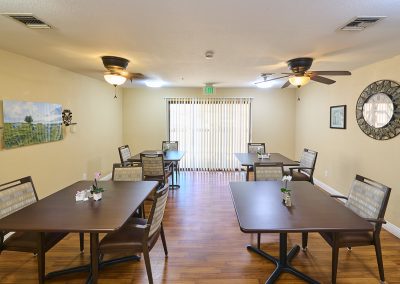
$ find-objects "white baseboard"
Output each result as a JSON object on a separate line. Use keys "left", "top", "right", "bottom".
{"left": 100, "top": 172, "right": 112, "bottom": 181}
{"left": 314, "top": 178, "right": 400, "bottom": 239}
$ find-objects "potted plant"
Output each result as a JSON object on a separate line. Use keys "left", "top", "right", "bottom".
{"left": 257, "top": 147, "right": 263, "bottom": 159}
{"left": 281, "top": 175, "right": 292, "bottom": 206}
{"left": 91, "top": 172, "right": 104, "bottom": 201}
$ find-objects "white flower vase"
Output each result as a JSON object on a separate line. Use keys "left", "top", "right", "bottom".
{"left": 285, "top": 194, "right": 292, "bottom": 207}
{"left": 93, "top": 192, "right": 102, "bottom": 201}
{"left": 282, "top": 192, "right": 287, "bottom": 202}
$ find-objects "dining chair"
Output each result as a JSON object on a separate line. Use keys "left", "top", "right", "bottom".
{"left": 254, "top": 162, "right": 284, "bottom": 181}
{"left": 253, "top": 162, "right": 283, "bottom": 249}
{"left": 112, "top": 163, "right": 142, "bottom": 181}
{"left": 161, "top": 141, "right": 178, "bottom": 151}
{"left": 0, "top": 176, "right": 83, "bottom": 280}
{"left": 317, "top": 175, "right": 390, "bottom": 283}
{"left": 162, "top": 140, "right": 180, "bottom": 173}
{"left": 288, "top": 148, "right": 318, "bottom": 184}
{"left": 248, "top": 142, "right": 266, "bottom": 154}
{"left": 99, "top": 184, "right": 169, "bottom": 284}
{"left": 140, "top": 153, "right": 172, "bottom": 188}
{"left": 112, "top": 163, "right": 145, "bottom": 218}
{"left": 118, "top": 145, "right": 134, "bottom": 166}
{"left": 246, "top": 143, "right": 266, "bottom": 178}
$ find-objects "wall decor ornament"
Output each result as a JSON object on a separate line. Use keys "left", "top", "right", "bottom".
{"left": 356, "top": 80, "right": 400, "bottom": 140}
{"left": 62, "top": 109, "right": 73, "bottom": 126}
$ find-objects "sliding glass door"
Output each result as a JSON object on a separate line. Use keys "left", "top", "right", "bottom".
{"left": 167, "top": 98, "right": 252, "bottom": 171}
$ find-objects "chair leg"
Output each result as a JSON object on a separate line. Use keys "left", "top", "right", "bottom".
{"left": 302, "top": 232, "right": 308, "bottom": 251}
{"left": 257, "top": 233, "right": 261, "bottom": 249}
{"left": 160, "top": 224, "right": 168, "bottom": 256}
{"left": 142, "top": 244, "right": 153, "bottom": 284}
{"left": 332, "top": 245, "right": 339, "bottom": 284}
{"left": 79, "top": 233, "right": 84, "bottom": 253}
{"left": 141, "top": 203, "right": 146, "bottom": 219}
{"left": 374, "top": 237, "right": 385, "bottom": 282}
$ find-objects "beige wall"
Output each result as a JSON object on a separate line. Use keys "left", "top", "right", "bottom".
{"left": 296, "top": 55, "right": 400, "bottom": 227}
{"left": 122, "top": 87, "right": 297, "bottom": 159}
{"left": 3, "top": 45, "right": 398, "bottom": 229}
{"left": 0, "top": 49, "right": 123, "bottom": 198}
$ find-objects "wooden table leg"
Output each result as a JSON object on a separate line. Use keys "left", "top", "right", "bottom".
{"left": 246, "top": 166, "right": 250, "bottom": 181}
{"left": 37, "top": 232, "right": 45, "bottom": 284}
{"left": 89, "top": 233, "right": 99, "bottom": 284}
{"left": 169, "top": 162, "right": 180, "bottom": 189}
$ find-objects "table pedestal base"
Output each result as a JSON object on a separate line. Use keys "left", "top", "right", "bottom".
{"left": 169, "top": 163, "right": 180, "bottom": 189}
{"left": 247, "top": 233, "right": 319, "bottom": 284}
{"left": 45, "top": 255, "right": 140, "bottom": 282}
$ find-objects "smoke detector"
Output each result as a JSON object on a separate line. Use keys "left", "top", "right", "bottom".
{"left": 205, "top": 50, "right": 214, "bottom": 59}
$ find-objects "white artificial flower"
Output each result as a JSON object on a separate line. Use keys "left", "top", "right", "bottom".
{"left": 282, "top": 175, "right": 293, "bottom": 182}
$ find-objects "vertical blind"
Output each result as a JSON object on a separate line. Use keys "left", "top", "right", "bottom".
{"left": 167, "top": 98, "right": 252, "bottom": 171}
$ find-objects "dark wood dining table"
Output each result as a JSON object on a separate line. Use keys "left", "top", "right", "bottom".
{"left": 229, "top": 181, "right": 373, "bottom": 284}
{"left": 0, "top": 180, "right": 158, "bottom": 284}
{"left": 234, "top": 152, "right": 299, "bottom": 180}
{"left": 129, "top": 150, "right": 185, "bottom": 189}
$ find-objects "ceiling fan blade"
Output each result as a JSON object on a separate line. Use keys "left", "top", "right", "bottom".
{"left": 254, "top": 75, "right": 289, "bottom": 84}
{"left": 309, "top": 71, "right": 351, "bottom": 76}
{"left": 311, "top": 75, "right": 336, "bottom": 85}
{"left": 281, "top": 80, "right": 291, "bottom": 88}
{"left": 265, "top": 75, "right": 289, "bottom": 82}
{"left": 123, "top": 72, "right": 147, "bottom": 81}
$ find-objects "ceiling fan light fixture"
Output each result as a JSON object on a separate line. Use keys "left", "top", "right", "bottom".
{"left": 104, "top": 72, "right": 127, "bottom": 86}
{"left": 289, "top": 76, "right": 310, "bottom": 87}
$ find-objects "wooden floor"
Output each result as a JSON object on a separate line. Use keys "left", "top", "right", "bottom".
{"left": 0, "top": 171, "right": 399, "bottom": 283}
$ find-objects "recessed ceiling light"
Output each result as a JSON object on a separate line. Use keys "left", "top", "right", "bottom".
{"left": 256, "top": 81, "right": 273, "bottom": 88}
{"left": 145, "top": 80, "right": 163, "bottom": 88}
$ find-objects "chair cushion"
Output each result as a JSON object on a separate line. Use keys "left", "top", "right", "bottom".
{"left": 320, "top": 231, "right": 374, "bottom": 247}
{"left": 291, "top": 171, "right": 310, "bottom": 182}
{"left": 99, "top": 218, "right": 160, "bottom": 254}
{"left": 3, "top": 232, "right": 68, "bottom": 253}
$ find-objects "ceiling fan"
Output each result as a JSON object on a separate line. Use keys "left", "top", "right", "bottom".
{"left": 101, "top": 55, "right": 147, "bottom": 86}
{"left": 255, "top": 57, "right": 351, "bottom": 88}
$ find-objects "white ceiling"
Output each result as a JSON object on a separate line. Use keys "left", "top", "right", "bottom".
{"left": 0, "top": 0, "right": 399, "bottom": 88}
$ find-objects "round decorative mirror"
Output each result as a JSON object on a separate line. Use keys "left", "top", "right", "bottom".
{"left": 356, "top": 80, "right": 400, "bottom": 140}
{"left": 362, "top": 93, "right": 394, "bottom": 128}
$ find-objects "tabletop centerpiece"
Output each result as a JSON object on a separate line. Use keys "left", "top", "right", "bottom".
{"left": 281, "top": 175, "right": 292, "bottom": 207}
{"left": 257, "top": 147, "right": 270, "bottom": 159}
{"left": 91, "top": 172, "right": 104, "bottom": 201}
{"left": 257, "top": 147, "right": 263, "bottom": 159}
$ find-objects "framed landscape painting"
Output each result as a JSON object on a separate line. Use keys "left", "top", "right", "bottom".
{"left": 2, "top": 100, "right": 63, "bottom": 149}
{"left": 330, "top": 105, "right": 346, "bottom": 129}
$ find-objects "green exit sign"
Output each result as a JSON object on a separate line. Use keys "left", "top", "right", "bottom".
{"left": 203, "top": 85, "right": 215, "bottom": 95}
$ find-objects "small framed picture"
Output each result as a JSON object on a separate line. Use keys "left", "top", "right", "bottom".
{"left": 330, "top": 105, "right": 346, "bottom": 129}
